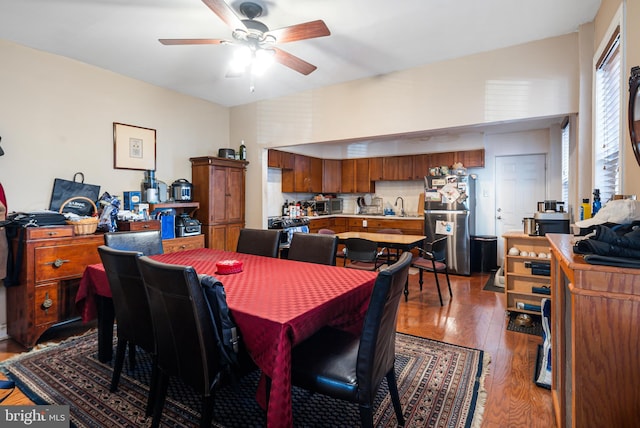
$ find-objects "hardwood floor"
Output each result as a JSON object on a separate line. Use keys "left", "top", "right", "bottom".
{"left": 0, "top": 271, "right": 555, "bottom": 427}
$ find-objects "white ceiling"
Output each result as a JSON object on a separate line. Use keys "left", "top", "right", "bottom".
{"left": 0, "top": 0, "right": 600, "bottom": 108}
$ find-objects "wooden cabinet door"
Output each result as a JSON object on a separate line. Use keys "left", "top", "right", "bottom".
{"left": 412, "top": 154, "right": 430, "bottom": 180}
{"left": 212, "top": 166, "right": 229, "bottom": 223}
{"left": 268, "top": 149, "right": 295, "bottom": 169}
{"left": 341, "top": 159, "right": 356, "bottom": 193}
{"left": 369, "top": 157, "right": 384, "bottom": 181}
{"left": 454, "top": 149, "right": 485, "bottom": 168}
{"left": 430, "top": 152, "right": 455, "bottom": 169}
{"left": 354, "top": 158, "right": 372, "bottom": 192}
{"left": 293, "top": 154, "right": 311, "bottom": 192}
{"left": 322, "top": 159, "right": 342, "bottom": 193}
{"left": 226, "top": 166, "right": 245, "bottom": 223}
{"left": 309, "top": 156, "right": 323, "bottom": 193}
{"left": 383, "top": 156, "right": 413, "bottom": 180}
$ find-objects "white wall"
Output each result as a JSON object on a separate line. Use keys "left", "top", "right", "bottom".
{"left": 0, "top": 39, "right": 230, "bottom": 340}
{"left": 231, "top": 34, "right": 580, "bottom": 229}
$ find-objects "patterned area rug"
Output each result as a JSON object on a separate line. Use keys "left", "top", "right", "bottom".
{"left": 1, "top": 330, "right": 489, "bottom": 427}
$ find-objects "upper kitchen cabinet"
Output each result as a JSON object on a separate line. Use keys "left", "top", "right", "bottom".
{"left": 267, "top": 149, "right": 295, "bottom": 169}
{"left": 282, "top": 154, "right": 323, "bottom": 193}
{"left": 383, "top": 156, "right": 414, "bottom": 180}
{"left": 430, "top": 151, "right": 456, "bottom": 169}
{"left": 322, "top": 159, "right": 342, "bottom": 193}
{"left": 412, "top": 154, "right": 430, "bottom": 180}
{"left": 342, "top": 158, "right": 375, "bottom": 193}
{"left": 369, "top": 157, "right": 383, "bottom": 181}
{"left": 454, "top": 149, "right": 485, "bottom": 168}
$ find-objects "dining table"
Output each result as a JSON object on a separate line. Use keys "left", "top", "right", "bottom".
{"left": 75, "top": 247, "right": 378, "bottom": 428}
{"left": 335, "top": 230, "right": 426, "bottom": 251}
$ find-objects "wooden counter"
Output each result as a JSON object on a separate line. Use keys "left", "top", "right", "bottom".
{"left": 548, "top": 233, "right": 640, "bottom": 427}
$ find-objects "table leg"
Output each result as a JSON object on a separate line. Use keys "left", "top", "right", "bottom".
{"left": 96, "top": 296, "right": 115, "bottom": 363}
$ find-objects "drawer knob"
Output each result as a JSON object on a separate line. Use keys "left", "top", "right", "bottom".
{"left": 47, "top": 231, "right": 58, "bottom": 236}
{"left": 45, "top": 259, "right": 70, "bottom": 268}
{"left": 42, "top": 292, "right": 53, "bottom": 313}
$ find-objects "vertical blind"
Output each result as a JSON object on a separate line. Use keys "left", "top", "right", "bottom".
{"left": 594, "top": 30, "right": 621, "bottom": 203}
{"left": 561, "top": 120, "right": 569, "bottom": 206}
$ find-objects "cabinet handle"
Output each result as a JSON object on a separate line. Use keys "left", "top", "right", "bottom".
{"left": 47, "top": 231, "right": 59, "bottom": 236}
{"left": 143, "top": 224, "right": 150, "bottom": 228}
{"left": 42, "top": 292, "right": 53, "bottom": 313}
{"left": 45, "top": 259, "right": 70, "bottom": 268}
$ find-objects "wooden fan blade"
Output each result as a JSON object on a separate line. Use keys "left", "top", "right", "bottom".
{"left": 273, "top": 47, "right": 317, "bottom": 75}
{"left": 201, "top": 0, "right": 245, "bottom": 30}
{"left": 267, "top": 20, "right": 330, "bottom": 44}
{"left": 159, "top": 38, "right": 226, "bottom": 45}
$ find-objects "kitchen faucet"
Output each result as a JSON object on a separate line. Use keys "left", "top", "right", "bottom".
{"left": 395, "top": 197, "right": 405, "bottom": 217}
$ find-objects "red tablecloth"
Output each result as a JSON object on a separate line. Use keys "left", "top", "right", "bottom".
{"left": 76, "top": 248, "right": 377, "bottom": 428}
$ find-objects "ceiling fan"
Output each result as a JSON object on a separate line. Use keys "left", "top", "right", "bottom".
{"left": 159, "top": 0, "right": 330, "bottom": 76}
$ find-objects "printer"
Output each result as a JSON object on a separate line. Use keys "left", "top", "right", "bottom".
{"left": 175, "top": 213, "right": 202, "bottom": 237}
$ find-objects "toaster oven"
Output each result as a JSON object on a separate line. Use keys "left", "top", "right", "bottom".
{"left": 314, "top": 198, "right": 343, "bottom": 215}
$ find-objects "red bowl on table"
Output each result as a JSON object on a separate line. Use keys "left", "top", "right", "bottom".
{"left": 216, "top": 259, "right": 243, "bottom": 275}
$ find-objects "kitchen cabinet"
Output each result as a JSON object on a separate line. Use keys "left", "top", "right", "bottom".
{"left": 190, "top": 156, "right": 247, "bottom": 251}
{"left": 345, "top": 217, "right": 424, "bottom": 235}
{"left": 267, "top": 149, "right": 294, "bottom": 169}
{"left": 383, "top": 156, "right": 414, "bottom": 181}
{"left": 162, "top": 234, "right": 205, "bottom": 253}
{"left": 429, "top": 152, "right": 455, "bottom": 169}
{"left": 282, "top": 154, "right": 323, "bottom": 193}
{"left": 369, "top": 157, "right": 384, "bottom": 181}
{"left": 412, "top": 154, "right": 430, "bottom": 180}
{"left": 342, "top": 158, "right": 375, "bottom": 193}
{"left": 454, "top": 149, "right": 485, "bottom": 168}
{"left": 502, "top": 232, "right": 551, "bottom": 315}
{"left": 322, "top": 159, "right": 342, "bottom": 193}
{"left": 7, "top": 226, "right": 104, "bottom": 348}
{"left": 548, "top": 233, "right": 640, "bottom": 428}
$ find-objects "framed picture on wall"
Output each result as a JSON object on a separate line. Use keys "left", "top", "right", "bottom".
{"left": 113, "top": 122, "right": 156, "bottom": 170}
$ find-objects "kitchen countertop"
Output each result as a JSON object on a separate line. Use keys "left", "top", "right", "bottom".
{"left": 308, "top": 214, "right": 424, "bottom": 220}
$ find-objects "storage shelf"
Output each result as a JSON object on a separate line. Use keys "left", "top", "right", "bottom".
{"left": 506, "top": 306, "right": 541, "bottom": 315}
{"left": 149, "top": 202, "right": 199, "bottom": 211}
{"left": 507, "top": 289, "right": 550, "bottom": 299}
{"left": 507, "top": 272, "right": 551, "bottom": 281}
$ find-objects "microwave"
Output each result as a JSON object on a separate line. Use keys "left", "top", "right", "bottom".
{"left": 314, "top": 198, "right": 343, "bottom": 215}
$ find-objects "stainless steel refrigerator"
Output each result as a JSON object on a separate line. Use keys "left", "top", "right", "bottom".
{"left": 423, "top": 174, "right": 476, "bottom": 275}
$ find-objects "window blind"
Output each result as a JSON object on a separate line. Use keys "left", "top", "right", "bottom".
{"left": 594, "top": 30, "right": 621, "bottom": 203}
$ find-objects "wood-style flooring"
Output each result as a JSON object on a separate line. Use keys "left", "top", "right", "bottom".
{"left": 0, "top": 271, "right": 555, "bottom": 427}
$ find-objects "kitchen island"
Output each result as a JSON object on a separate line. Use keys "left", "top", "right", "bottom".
{"left": 307, "top": 214, "right": 423, "bottom": 235}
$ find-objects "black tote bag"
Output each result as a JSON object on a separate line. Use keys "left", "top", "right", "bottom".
{"left": 49, "top": 172, "right": 100, "bottom": 216}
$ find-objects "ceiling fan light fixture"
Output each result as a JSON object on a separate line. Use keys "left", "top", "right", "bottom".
{"left": 252, "top": 48, "right": 275, "bottom": 76}
{"left": 230, "top": 45, "right": 252, "bottom": 73}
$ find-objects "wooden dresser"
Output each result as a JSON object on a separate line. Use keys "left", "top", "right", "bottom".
{"left": 7, "top": 226, "right": 103, "bottom": 348}
{"left": 548, "top": 233, "right": 640, "bottom": 427}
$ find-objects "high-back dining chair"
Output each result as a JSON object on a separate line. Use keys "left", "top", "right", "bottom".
{"left": 343, "top": 237, "right": 385, "bottom": 271}
{"left": 287, "top": 251, "right": 413, "bottom": 427}
{"left": 104, "top": 230, "right": 164, "bottom": 256}
{"left": 376, "top": 228, "right": 403, "bottom": 264}
{"left": 136, "top": 256, "right": 226, "bottom": 428}
{"left": 410, "top": 235, "right": 452, "bottom": 305}
{"left": 236, "top": 228, "right": 281, "bottom": 258}
{"left": 97, "top": 245, "right": 157, "bottom": 417}
{"left": 287, "top": 233, "right": 339, "bottom": 266}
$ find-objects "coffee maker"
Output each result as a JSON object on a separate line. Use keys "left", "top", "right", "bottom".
{"left": 534, "top": 200, "right": 570, "bottom": 235}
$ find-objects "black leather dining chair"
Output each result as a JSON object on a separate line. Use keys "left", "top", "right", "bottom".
{"left": 410, "top": 235, "right": 452, "bottom": 305}
{"left": 136, "top": 256, "right": 227, "bottom": 428}
{"left": 236, "top": 228, "right": 281, "bottom": 258}
{"left": 97, "top": 245, "right": 157, "bottom": 417}
{"left": 287, "top": 232, "right": 339, "bottom": 265}
{"left": 343, "top": 237, "right": 386, "bottom": 271}
{"left": 286, "top": 251, "right": 412, "bottom": 427}
{"left": 104, "top": 230, "right": 164, "bottom": 256}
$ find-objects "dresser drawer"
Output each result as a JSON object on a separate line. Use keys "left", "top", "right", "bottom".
{"left": 162, "top": 235, "right": 205, "bottom": 253}
{"left": 34, "top": 282, "right": 58, "bottom": 326}
{"left": 26, "top": 226, "right": 74, "bottom": 240}
{"left": 35, "top": 242, "right": 102, "bottom": 282}
{"left": 116, "top": 220, "right": 161, "bottom": 231}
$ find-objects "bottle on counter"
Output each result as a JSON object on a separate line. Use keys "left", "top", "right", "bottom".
{"left": 592, "top": 189, "right": 601, "bottom": 216}
{"left": 282, "top": 199, "right": 289, "bottom": 217}
{"left": 580, "top": 198, "right": 591, "bottom": 220}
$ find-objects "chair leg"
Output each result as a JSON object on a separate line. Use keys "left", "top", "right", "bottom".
{"left": 418, "top": 270, "right": 423, "bottom": 291}
{"left": 110, "top": 338, "right": 127, "bottom": 392}
{"left": 445, "top": 269, "right": 453, "bottom": 299}
{"left": 200, "top": 394, "right": 215, "bottom": 428}
{"left": 434, "top": 273, "right": 444, "bottom": 306}
{"left": 150, "top": 372, "right": 169, "bottom": 428}
{"left": 404, "top": 277, "right": 409, "bottom": 302}
{"left": 145, "top": 356, "right": 159, "bottom": 417}
{"left": 386, "top": 369, "right": 405, "bottom": 426}
{"left": 358, "top": 403, "right": 374, "bottom": 428}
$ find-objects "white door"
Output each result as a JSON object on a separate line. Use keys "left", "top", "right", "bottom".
{"left": 495, "top": 154, "right": 547, "bottom": 266}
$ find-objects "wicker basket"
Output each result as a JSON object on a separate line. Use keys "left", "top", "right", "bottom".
{"left": 60, "top": 196, "right": 99, "bottom": 235}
